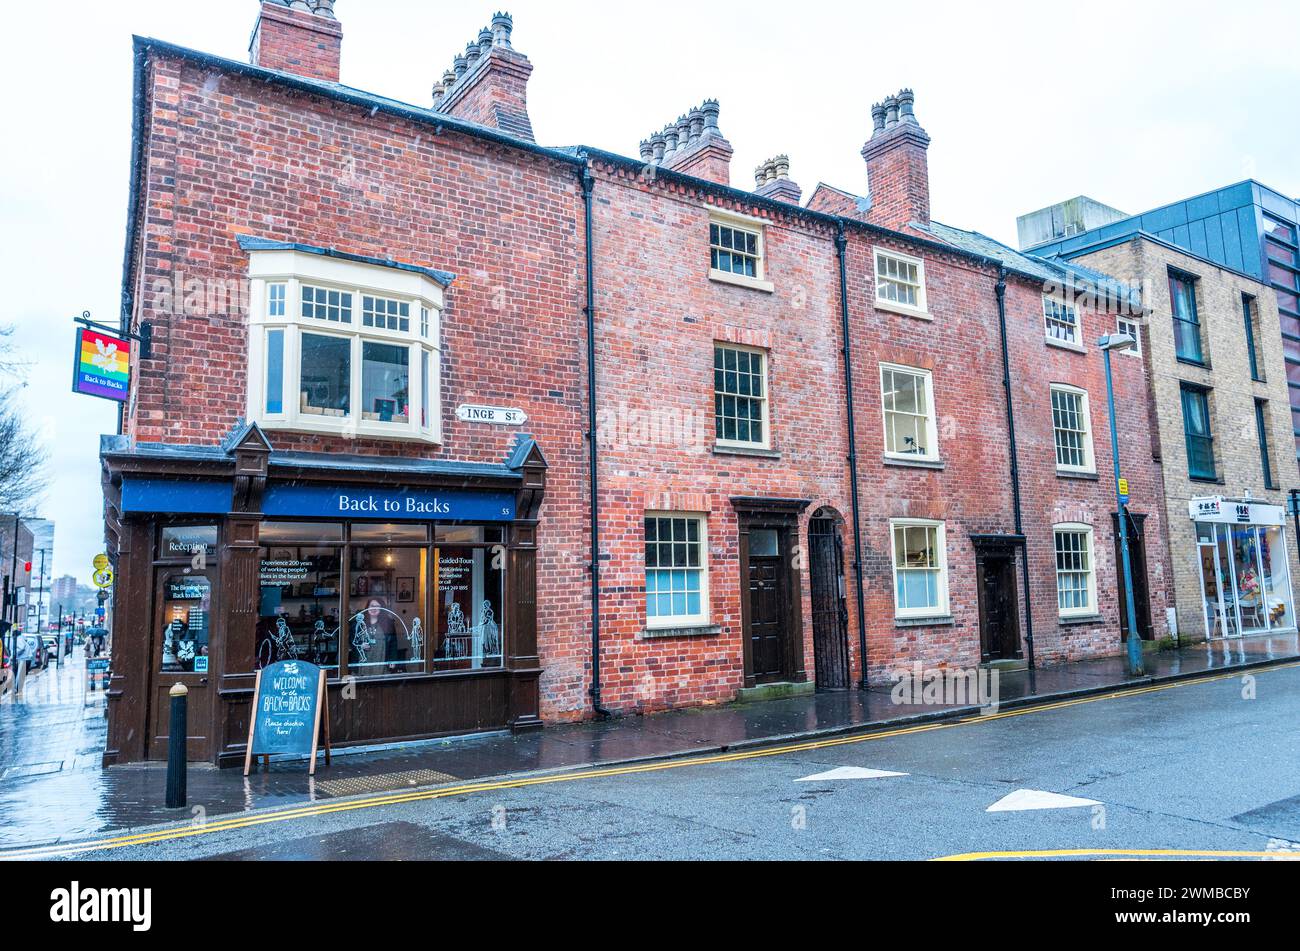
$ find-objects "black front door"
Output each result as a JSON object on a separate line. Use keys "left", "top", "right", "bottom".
{"left": 749, "top": 556, "right": 785, "bottom": 684}
{"left": 1113, "top": 511, "right": 1154, "bottom": 641}
{"left": 808, "top": 514, "right": 850, "bottom": 690}
{"left": 976, "top": 549, "right": 1020, "bottom": 662}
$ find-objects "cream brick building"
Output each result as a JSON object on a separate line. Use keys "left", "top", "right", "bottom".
{"left": 1073, "top": 236, "right": 1300, "bottom": 643}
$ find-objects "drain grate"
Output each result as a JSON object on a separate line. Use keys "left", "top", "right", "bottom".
{"left": 316, "top": 769, "right": 459, "bottom": 798}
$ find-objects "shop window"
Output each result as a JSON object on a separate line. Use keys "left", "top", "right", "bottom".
{"left": 160, "top": 574, "right": 212, "bottom": 673}
{"left": 645, "top": 514, "right": 708, "bottom": 627}
{"left": 256, "top": 520, "right": 507, "bottom": 678}
{"left": 881, "top": 364, "right": 938, "bottom": 461}
{"left": 890, "top": 519, "right": 948, "bottom": 618}
{"left": 258, "top": 545, "right": 344, "bottom": 672}
{"left": 347, "top": 546, "right": 429, "bottom": 678}
{"left": 431, "top": 546, "right": 505, "bottom": 671}
{"left": 1051, "top": 385, "right": 1095, "bottom": 474}
{"left": 714, "top": 344, "right": 768, "bottom": 448}
{"left": 1054, "top": 525, "right": 1096, "bottom": 618}
{"left": 1200, "top": 522, "right": 1297, "bottom": 637}
{"left": 247, "top": 249, "right": 443, "bottom": 442}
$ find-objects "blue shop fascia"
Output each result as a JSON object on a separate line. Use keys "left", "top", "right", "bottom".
{"left": 99, "top": 420, "right": 547, "bottom": 767}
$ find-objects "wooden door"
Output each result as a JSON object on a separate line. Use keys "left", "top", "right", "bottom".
{"left": 748, "top": 551, "right": 786, "bottom": 685}
{"left": 978, "top": 553, "right": 1020, "bottom": 662}
{"left": 1113, "top": 512, "right": 1154, "bottom": 641}
{"left": 149, "top": 567, "right": 216, "bottom": 761}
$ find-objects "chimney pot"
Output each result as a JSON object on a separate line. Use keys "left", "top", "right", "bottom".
{"left": 288, "top": 0, "right": 312, "bottom": 10}
{"left": 465, "top": 42, "right": 481, "bottom": 66}
{"left": 701, "top": 99, "right": 721, "bottom": 136}
{"left": 871, "top": 102, "right": 887, "bottom": 137}
{"left": 884, "top": 96, "right": 899, "bottom": 128}
{"left": 662, "top": 125, "right": 679, "bottom": 156}
{"left": 311, "top": 0, "right": 336, "bottom": 17}
{"left": 453, "top": 54, "right": 468, "bottom": 78}
{"left": 491, "top": 12, "right": 513, "bottom": 47}
{"left": 898, "top": 88, "right": 917, "bottom": 124}
{"left": 640, "top": 140, "right": 654, "bottom": 163}
{"left": 650, "top": 132, "right": 666, "bottom": 164}
{"left": 478, "top": 28, "right": 494, "bottom": 55}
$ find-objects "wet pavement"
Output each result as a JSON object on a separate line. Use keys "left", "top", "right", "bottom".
{"left": 1, "top": 632, "right": 1296, "bottom": 852}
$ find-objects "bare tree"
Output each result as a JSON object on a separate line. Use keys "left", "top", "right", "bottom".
{"left": 0, "top": 326, "right": 45, "bottom": 514}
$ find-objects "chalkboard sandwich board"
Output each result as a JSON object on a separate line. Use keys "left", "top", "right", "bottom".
{"left": 244, "top": 660, "right": 331, "bottom": 776}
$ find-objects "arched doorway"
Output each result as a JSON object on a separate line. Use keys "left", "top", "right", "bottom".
{"left": 808, "top": 508, "right": 850, "bottom": 691}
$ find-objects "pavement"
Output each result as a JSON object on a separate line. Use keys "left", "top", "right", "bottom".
{"left": 2, "top": 632, "right": 1298, "bottom": 857}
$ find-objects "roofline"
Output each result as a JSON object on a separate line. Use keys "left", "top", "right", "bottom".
{"left": 236, "top": 235, "right": 456, "bottom": 287}
{"left": 122, "top": 34, "right": 1111, "bottom": 327}
{"left": 1055, "top": 230, "right": 1270, "bottom": 286}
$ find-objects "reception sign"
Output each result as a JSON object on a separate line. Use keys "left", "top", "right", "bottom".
{"left": 72, "top": 328, "right": 131, "bottom": 402}
{"left": 244, "top": 660, "right": 331, "bottom": 775}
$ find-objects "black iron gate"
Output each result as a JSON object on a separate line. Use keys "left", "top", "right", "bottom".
{"left": 808, "top": 513, "right": 850, "bottom": 691}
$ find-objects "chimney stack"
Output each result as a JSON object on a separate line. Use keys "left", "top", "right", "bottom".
{"left": 250, "top": 0, "right": 343, "bottom": 83}
{"left": 638, "top": 100, "right": 733, "bottom": 185}
{"left": 432, "top": 13, "right": 536, "bottom": 142}
{"left": 753, "top": 155, "right": 802, "bottom": 205}
{"left": 861, "top": 87, "right": 931, "bottom": 229}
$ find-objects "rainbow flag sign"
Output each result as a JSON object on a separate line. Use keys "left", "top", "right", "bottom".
{"left": 73, "top": 328, "right": 131, "bottom": 402}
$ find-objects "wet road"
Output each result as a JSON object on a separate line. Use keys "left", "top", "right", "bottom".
{"left": 35, "top": 660, "right": 1300, "bottom": 861}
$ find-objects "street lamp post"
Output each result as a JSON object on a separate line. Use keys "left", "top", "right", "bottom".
{"left": 1100, "top": 332, "right": 1143, "bottom": 677}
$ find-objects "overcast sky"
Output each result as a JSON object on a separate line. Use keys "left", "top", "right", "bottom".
{"left": 2, "top": 0, "right": 1298, "bottom": 582}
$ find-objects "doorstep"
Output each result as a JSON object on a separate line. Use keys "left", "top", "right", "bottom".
{"left": 735, "top": 681, "right": 816, "bottom": 703}
{"left": 980, "top": 658, "right": 1028, "bottom": 672}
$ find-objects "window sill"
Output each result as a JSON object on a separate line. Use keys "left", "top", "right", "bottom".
{"left": 875, "top": 300, "right": 933, "bottom": 321}
{"left": 895, "top": 615, "right": 955, "bottom": 628}
{"left": 883, "top": 455, "right": 945, "bottom": 471}
{"left": 714, "top": 444, "right": 781, "bottom": 459}
{"left": 257, "top": 417, "right": 442, "bottom": 445}
{"left": 708, "top": 269, "right": 774, "bottom": 294}
{"left": 1045, "top": 336, "right": 1086, "bottom": 354}
{"left": 1176, "top": 357, "right": 1211, "bottom": 370}
{"left": 1056, "top": 468, "right": 1099, "bottom": 481}
{"left": 1189, "top": 475, "right": 1224, "bottom": 486}
{"left": 1058, "top": 613, "right": 1103, "bottom": 627}
{"left": 641, "top": 624, "right": 722, "bottom": 640}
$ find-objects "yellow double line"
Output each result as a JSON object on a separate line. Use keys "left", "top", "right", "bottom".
{"left": 5, "top": 660, "right": 1292, "bottom": 860}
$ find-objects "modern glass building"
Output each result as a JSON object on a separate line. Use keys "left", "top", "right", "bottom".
{"left": 1024, "top": 181, "right": 1300, "bottom": 459}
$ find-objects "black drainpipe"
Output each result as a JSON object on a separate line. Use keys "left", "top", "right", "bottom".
{"left": 994, "top": 266, "right": 1036, "bottom": 671}
{"left": 579, "top": 155, "right": 612, "bottom": 719}
{"left": 835, "top": 223, "right": 870, "bottom": 688}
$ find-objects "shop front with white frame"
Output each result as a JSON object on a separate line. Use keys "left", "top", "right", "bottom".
{"left": 1190, "top": 497, "right": 1297, "bottom": 639}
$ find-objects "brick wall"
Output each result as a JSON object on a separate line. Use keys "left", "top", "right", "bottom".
{"left": 1076, "top": 238, "right": 1299, "bottom": 643}
{"left": 128, "top": 53, "right": 593, "bottom": 721}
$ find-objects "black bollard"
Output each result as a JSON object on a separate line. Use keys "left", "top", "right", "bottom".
{"left": 165, "top": 683, "right": 188, "bottom": 809}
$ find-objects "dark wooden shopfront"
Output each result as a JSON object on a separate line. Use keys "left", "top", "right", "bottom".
{"left": 100, "top": 423, "right": 548, "bottom": 768}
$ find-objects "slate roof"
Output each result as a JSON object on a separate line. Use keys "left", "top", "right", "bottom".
{"left": 921, "top": 220, "right": 1141, "bottom": 309}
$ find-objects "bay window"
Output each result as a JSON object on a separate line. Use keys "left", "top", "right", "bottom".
{"left": 247, "top": 246, "right": 444, "bottom": 442}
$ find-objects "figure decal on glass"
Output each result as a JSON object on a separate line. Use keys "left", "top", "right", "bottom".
{"left": 352, "top": 610, "right": 375, "bottom": 664}
{"left": 479, "top": 601, "right": 500, "bottom": 657}
{"left": 444, "top": 601, "right": 469, "bottom": 659}
{"left": 161, "top": 619, "right": 185, "bottom": 672}
{"left": 408, "top": 617, "right": 423, "bottom": 662}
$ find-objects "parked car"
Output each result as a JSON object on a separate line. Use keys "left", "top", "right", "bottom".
{"left": 41, "top": 635, "right": 61, "bottom": 664}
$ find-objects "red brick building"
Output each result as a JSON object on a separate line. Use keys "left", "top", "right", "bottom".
{"left": 100, "top": 2, "right": 1170, "bottom": 765}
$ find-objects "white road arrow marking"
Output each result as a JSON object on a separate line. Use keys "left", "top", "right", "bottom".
{"left": 796, "top": 767, "right": 909, "bottom": 782}
{"left": 987, "top": 789, "right": 1101, "bottom": 812}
